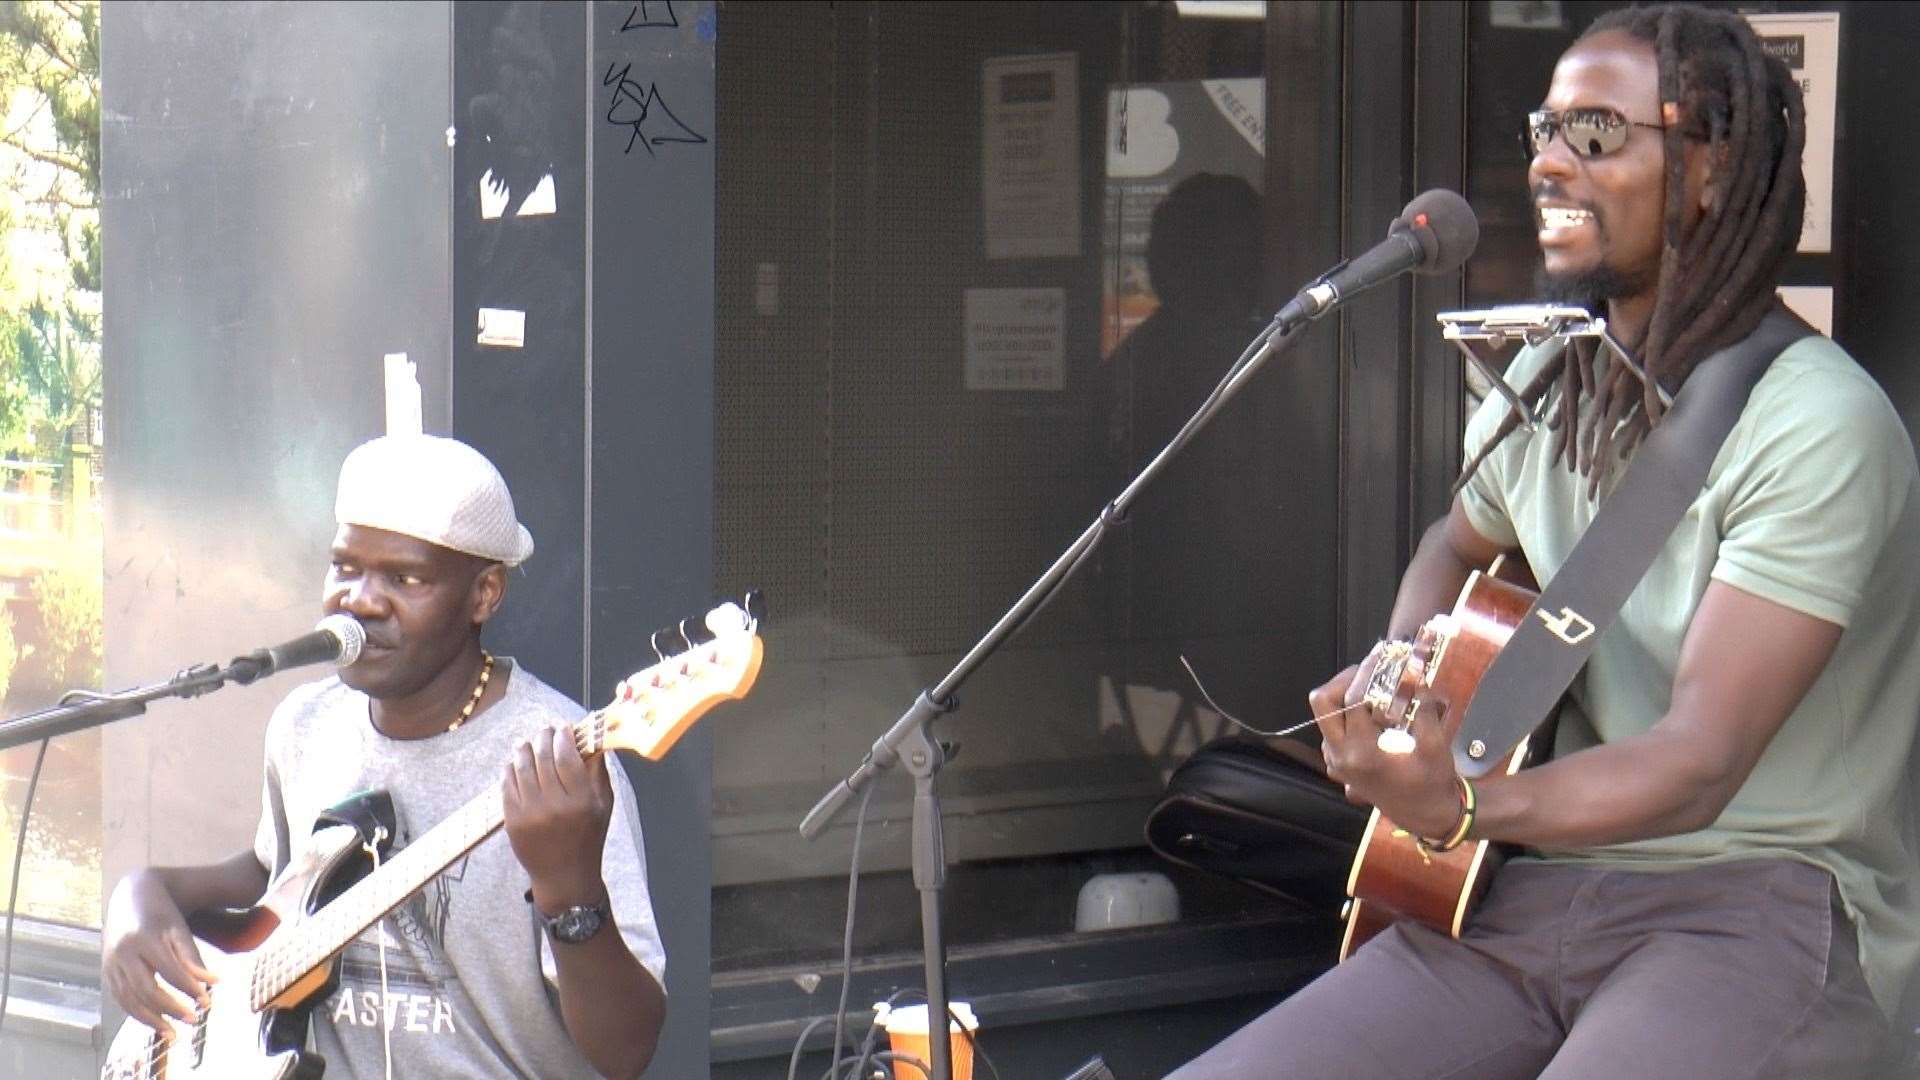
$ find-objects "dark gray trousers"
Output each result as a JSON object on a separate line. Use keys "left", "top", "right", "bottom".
{"left": 1168, "top": 858, "right": 1900, "bottom": 1079}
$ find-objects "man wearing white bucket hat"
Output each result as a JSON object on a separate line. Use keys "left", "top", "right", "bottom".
{"left": 102, "top": 434, "right": 667, "bottom": 1079}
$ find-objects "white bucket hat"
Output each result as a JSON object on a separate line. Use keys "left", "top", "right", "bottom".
{"left": 334, "top": 434, "right": 536, "bottom": 567}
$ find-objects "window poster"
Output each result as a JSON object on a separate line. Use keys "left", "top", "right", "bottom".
{"left": 982, "top": 52, "right": 1081, "bottom": 260}
{"left": 1101, "top": 79, "right": 1264, "bottom": 357}
{"left": 964, "top": 287, "right": 1066, "bottom": 391}
{"left": 1745, "top": 12, "right": 1839, "bottom": 254}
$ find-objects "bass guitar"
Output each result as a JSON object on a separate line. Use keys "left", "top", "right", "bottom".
{"left": 102, "top": 602, "right": 764, "bottom": 1079}
{"left": 1339, "top": 562, "right": 1540, "bottom": 961}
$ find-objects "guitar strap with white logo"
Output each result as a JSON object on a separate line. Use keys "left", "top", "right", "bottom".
{"left": 1451, "top": 305, "right": 1811, "bottom": 777}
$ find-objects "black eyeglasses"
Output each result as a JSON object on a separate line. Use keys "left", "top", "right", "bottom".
{"left": 1523, "top": 107, "right": 1667, "bottom": 160}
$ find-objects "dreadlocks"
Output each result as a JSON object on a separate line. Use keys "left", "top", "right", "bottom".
{"left": 1457, "top": 3, "right": 1806, "bottom": 498}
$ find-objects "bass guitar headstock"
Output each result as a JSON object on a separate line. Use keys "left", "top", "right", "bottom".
{"left": 581, "top": 596, "right": 765, "bottom": 762}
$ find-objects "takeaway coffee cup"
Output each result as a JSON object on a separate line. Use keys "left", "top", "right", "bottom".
{"left": 872, "top": 1001, "right": 979, "bottom": 1080}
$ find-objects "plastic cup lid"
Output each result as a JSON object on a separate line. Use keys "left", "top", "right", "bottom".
{"left": 871, "top": 1001, "right": 979, "bottom": 1034}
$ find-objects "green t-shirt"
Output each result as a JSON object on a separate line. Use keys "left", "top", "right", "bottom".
{"left": 1459, "top": 333, "right": 1920, "bottom": 1020}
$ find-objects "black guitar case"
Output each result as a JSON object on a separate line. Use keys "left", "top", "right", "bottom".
{"left": 1143, "top": 738, "right": 1369, "bottom": 914}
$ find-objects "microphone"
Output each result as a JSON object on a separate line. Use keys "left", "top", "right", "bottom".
{"left": 226, "top": 614, "right": 367, "bottom": 685}
{"left": 1274, "top": 188, "right": 1479, "bottom": 330}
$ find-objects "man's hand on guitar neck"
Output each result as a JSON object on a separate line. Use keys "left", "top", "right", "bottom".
{"left": 1312, "top": 656, "right": 1465, "bottom": 843}
{"left": 504, "top": 724, "right": 616, "bottom": 910}
{"left": 502, "top": 723, "right": 666, "bottom": 1080}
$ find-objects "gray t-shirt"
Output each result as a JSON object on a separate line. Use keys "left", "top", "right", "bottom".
{"left": 253, "top": 659, "right": 666, "bottom": 1079}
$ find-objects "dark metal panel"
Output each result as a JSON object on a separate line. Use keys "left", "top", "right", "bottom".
{"left": 1264, "top": 1, "right": 1348, "bottom": 679}
{"left": 99, "top": 0, "right": 452, "bottom": 887}
{"left": 451, "top": 0, "right": 590, "bottom": 701}
{"left": 589, "top": 2, "right": 718, "bottom": 1077}
{"left": 1409, "top": 2, "right": 1471, "bottom": 535}
{"left": 1837, "top": 0, "right": 1920, "bottom": 444}
{"left": 1335, "top": 0, "right": 1414, "bottom": 660}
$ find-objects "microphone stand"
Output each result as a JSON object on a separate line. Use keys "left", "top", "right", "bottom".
{"left": 0, "top": 655, "right": 273, "bottom": 751}
{"left": 799, "top": 306, "right": 1318, "bottom": 1080}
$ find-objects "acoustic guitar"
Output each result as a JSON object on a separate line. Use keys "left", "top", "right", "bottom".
{"left": 1339, "top": 563, "right": 1540, "bottom": 961}
{"left": 102, "top": 603, "right": 764, "bottom": 1080}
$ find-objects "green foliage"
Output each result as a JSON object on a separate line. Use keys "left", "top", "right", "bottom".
{"left": 0, "top": 1, "right": 99, "bottom": 480}
{"left": 30, "top": 552, "right": 98, "bottom": 687}
{"left": 0, "top": 296, "right": 95, "bottom": 460}
{"left": 0, "top": 602, "right": 17, "bottom": 704}
{"left": 0, "top": 0, "right": 99, "bottom": 291}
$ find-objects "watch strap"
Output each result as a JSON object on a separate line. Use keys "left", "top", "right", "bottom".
{"left": 525, "top": 888, "right": 610, "bottom": 943}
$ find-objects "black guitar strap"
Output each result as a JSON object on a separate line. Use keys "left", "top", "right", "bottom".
{"left": 1452, "top": 306, "right": 1812, "bottom": 777}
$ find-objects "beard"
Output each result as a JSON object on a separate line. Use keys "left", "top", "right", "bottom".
{"left": 1528, "top": 181, "right": 1661, "bottom": 310}
{"left": 1534, "top": 259, "right": 1659, "bottom": 310}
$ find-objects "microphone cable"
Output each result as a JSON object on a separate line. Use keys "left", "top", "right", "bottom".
{"left": 0, "top": 734, "right": 50, "bottom": 1046}
{"left": 783, "top": 285, "right": 1341, "bottom": 1079}
{"left": 787, "top": 781, "right": 1001, "bottom": 1080}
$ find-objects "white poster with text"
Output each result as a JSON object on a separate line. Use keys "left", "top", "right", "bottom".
{"left": 982, "top": 53, "right": 1081, "bottom": 259}
{"left": 1746, "top": 12, "right": 1838, "bottom": 253}
{"left": 964, "top": 288, "right": 1066, "bottom": 391}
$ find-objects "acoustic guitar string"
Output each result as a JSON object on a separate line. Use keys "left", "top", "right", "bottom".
{"left": 1177, "top": 655, "right": 1367, "bottom": 739}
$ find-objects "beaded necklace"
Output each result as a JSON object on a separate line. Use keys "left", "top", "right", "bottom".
{"left": 444, "top": 651, "right": 495, "bottom": 733}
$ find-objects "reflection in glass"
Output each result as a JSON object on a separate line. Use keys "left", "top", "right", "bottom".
{"left": 0, "top": 0, "right": 104, "bottom": 930}
{"left": 711, "top": 1, "right": 1282, "bottom": 987}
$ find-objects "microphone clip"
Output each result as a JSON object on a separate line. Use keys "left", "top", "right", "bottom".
{"left": 224, "top": 651, "right": 274, "bottom": 686}
{"left": 169, "top": 662, "right": 229, "bottom": 697}
{"left": 1298, "top": 258, "right": 1350, "bottom": 319}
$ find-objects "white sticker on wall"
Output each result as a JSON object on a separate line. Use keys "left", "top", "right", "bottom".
{"left": 384, "top": 352, "right": 422, "bottom": 436}
{"left": 755, "top": 262, "right": 780, "bottom": 316}
{"left": 480, "top": 169, "right": 557, "bottom": 221}
{"left": 517, "top": 174, "right": 557, "bottom": 217}
{"left": 480, "top": 169, "right": 510, "bottom": 220}
{"left": 477, "top": 307, "right": 527, "bottom": 348}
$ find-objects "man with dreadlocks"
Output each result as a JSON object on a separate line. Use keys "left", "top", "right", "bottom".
{"left": 1171, "top": 5, "right": 1919, "bottom": 1078}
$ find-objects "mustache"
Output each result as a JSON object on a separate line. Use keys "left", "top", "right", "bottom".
{"left": 1530, "top": 182, "right": 1602, "bottom": 227}
{"left": 351, "top": 622, "right": 400, "bottom": 650}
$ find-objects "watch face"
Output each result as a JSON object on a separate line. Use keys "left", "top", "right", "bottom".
{"left": 549, "top": 904, "right": 606, "bottom": 944}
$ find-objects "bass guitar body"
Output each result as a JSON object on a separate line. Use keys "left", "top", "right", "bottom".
{"left": 102, "top": 796, "right": 390, "bottom": 1080}
{"left": 1339, "top": 565, "right": 1539, "bottom": 961}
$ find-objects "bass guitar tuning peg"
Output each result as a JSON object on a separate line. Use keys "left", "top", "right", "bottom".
{"left": 700, "top": 589, "right": 765, "bottom": 639}
{"left": 679, "top": 615, "right": 713, "bottom": 648}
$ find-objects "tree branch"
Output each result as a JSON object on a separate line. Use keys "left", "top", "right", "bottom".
{"left": 0, "top": 138, "right": 84, "bottom": 178}
{"left": 30, "top": 191, "right": 94, "bottom": 212}
{"left": 10, "top": 13, "right": 85, "bottom": 77}
{"left": 0, "top": 98, "right": 48, "bottom": 145}
{"left": 48, "top": 1, "right": 89, "bottom": 28}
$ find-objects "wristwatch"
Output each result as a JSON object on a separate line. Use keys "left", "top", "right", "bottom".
{"left": 531, "top": 893, "right": 610, "bottom": 945}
